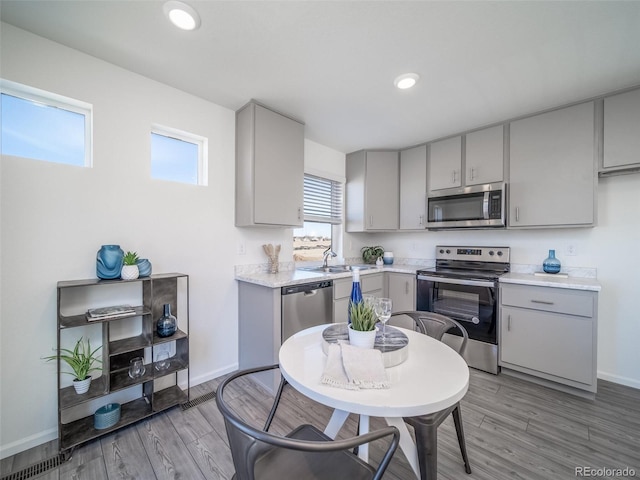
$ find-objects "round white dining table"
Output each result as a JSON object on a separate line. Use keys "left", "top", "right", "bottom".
{"left": 279, "top": 324, "right": 470, "bottom": 478}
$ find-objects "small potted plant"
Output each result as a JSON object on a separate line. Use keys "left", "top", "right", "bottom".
{"left": 348, "top": 300, "right": 378, "bottom": 348}
{"left": 361, "top": 246, "right": 384, "bottom": 264}
{"left": 121, "top": 251, "right": 139, "bottom": 280}
{"left": 43, "top": 337, "right": 102, "bottom": 394}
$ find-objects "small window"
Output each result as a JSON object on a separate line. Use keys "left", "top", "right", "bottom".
{"left": 151, "top": 125, "right": 207, "bottom": 186}
{"left": 0, "top": 80, "right": 92, "bottom": 167}
{"left": 293, "top": 175, "right": 343, "bottom": 262}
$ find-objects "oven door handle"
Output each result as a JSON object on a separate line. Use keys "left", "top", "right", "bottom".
{"left": 417, "top": 274, "right": 496, "bottom": 288}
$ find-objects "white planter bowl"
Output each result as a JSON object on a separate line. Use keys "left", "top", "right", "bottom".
{"left": 347, "top": 324, "right": 377, "bottom": 349}
{"left": 73, "top": 376, "right": 92, "bottom": 394}
{"left": 121, "top": 264, "right": 139, "bottom": 280}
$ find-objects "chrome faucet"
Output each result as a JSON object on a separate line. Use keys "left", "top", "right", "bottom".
{"left": 322, "top": 247, "right": 337, "bottom": 268}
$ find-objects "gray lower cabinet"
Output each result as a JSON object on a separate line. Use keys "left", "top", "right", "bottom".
{"left": 235, "top": 102, "right": 304, "bottom": 227}
{"left": 499, "top": 283, "right": 598, "bottom": 395}
{"left": 428, "top": 136, "right": 462, "bottom": 191}
{"left": 385, "top": 272, "right": 416, "bottom": 312}
{"left": 55, "top": 274, "right": 189, "bottom": 454}
{"left": 399, "top": 145, "right": 427, "bottom": 230}
{"left": 333, "top": 273, "right": 384, "bottom": 323}
{"left": 602, "top": 87, "right": 640, "bottom": 174}
{"left": 346, "top": 150, "right": 399, "bottom": 231}
{"left": 509, "top": 102, "right": 597, "bottom": 228}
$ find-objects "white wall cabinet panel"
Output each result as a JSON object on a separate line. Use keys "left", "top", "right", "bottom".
{"left": 428, "top": 136, "right": 462, "bottom": 191}
{"left": 500, "top": 283, "right": 598, "bottom": 394}
{"left": 603, "top": 88, "right": 640, "bottom": 172}
{"left": 399, "top": 145, "right": 427, "bottom": 230}
{"left": 509, "top": 102, "right": 596, "bottom": 228}
{"left": 465, "top": 125, "right": 504, "bottom": 186}
{"left": 346, "top": 150, "right": 399, "bottom": 231}
{"left": 236, "top": 102, "right": 304, "bottom": 227}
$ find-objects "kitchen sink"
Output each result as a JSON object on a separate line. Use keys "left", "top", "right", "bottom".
{"left": 297, "top": 264, "right": 379, "bottom": 274}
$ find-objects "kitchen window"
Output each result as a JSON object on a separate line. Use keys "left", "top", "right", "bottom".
{"left": 0, "top": 79, "right": 92, "bottom": 167}
{"left": 151, "top": 125, "right": 207, "bottom": 185}
{"left": 293, "top": 174, "right": 343, "bottom": 262}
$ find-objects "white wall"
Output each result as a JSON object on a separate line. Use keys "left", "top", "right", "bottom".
{"left": 348, "top": 173, "right": 640, "bottom": 388}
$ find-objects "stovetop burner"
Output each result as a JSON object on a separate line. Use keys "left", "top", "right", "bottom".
{"left": 417, "top": 245, "right": 511, "bottom": 281}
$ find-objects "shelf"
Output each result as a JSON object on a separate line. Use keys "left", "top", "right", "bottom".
{"left": 60, "top": 305, "right": 150, "bottom": 328}
{"left": 57, "top": 277, "right": 153, "bottom": 289}
{"left": 59, "top": 375, "right": 108, "bottom": 410}
{"left": 152, "top": 358, "right": 188, "bottom": 377}
{"left": 109, "top": 333, "right": 152, "bottom": 357}
{"left": 110, "top": 367, "right": 153, "bottom": 392}
{"left": 152, "top": 329, "right": 187, "bottom": 345}
{"left": 153, "top": 385, "right": 188, "bottom": 412}
{"left": 59, "top": 396, "right": 152, "bottom": 451}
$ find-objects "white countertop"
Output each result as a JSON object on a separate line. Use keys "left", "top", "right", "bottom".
{"left": 235, "top": 264, "right": 421, "bottom": 288}
{"left": 500, "top": 272, "right": 601, "bottom": 291}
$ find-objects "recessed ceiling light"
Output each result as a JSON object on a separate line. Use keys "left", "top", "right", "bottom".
{"left": 163, "top": 1, "right": 201, "bottom": 31}
{"left": 394, "top": 73, "right": 420, "bottom": 90}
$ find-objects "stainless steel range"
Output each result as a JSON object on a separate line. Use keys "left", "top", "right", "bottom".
{"left": 416, "top": 246, "right": 510, "bottom": 374}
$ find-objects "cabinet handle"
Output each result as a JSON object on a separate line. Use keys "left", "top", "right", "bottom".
{"left": 419, "top": 214, "right": 424, "bottom": 226}
{"left": 452, "top": 170, "right": 457, "bottom": 184}
{"left": 531, "top": 299, "right": 554, "bottom": 305}
{"left": 369, "top": 215, "right": 373, "bottom": 227}
{"left": 297, "top": 207, "right": 302, "bottom": 220}
{"left": 469, "top": 167, "right": 475, "bottom": 181}
{"left": 405, "top": 281, "right": 409, "bottom": 294}
{"left": 507, "top": 314, "right": 511, "bottom": 331}
{"left": 515, "top": 207, "right": 520, "bottom": 222}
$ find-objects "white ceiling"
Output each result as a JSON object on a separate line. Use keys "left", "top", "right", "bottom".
{"left": 2, "top": 1, "right": 640, "bottom": 153}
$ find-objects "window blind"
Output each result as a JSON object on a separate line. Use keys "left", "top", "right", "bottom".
{"left": 303, "top": 174, "right": 343, "bottom": 224}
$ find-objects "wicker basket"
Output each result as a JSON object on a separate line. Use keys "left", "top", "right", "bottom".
{"left": 94, "top": 403, "right": 121, "bottom": 430}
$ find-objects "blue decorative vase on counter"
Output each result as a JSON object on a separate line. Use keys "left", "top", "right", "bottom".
{"left": 543, "top": 249, "right": 561, "bottom": 274}
{"left": 96, "top": 245, "right": 124, "bottom": 279}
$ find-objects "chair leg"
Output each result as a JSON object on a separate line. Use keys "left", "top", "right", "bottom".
{"left": 412, "top": 422, "right": 438, "bottom": 480}
{"left": 451, "top": 405, "right": 472, "bottom": 474}
{"left": 263, "top": 376, "right": 288, "bottom": 431}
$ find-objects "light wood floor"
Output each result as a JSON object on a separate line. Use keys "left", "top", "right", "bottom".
{"left": 2, "top": 368, "right": 639, "bottom": 480}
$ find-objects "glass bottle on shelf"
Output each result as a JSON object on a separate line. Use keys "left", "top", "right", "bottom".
{"left": 347, "top": 267, "right": 363, "bottom": 325}
{"left": 156, "top": 303, "right": 177, "bottom": 337}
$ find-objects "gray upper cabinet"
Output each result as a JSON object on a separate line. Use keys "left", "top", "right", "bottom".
{"left": 602, "top": 88, "right": 640, "bottom": 173}
{"left": 465, "top": 125, "right": 504, "bottom": 186}
{"left": 509, "top": 102, "right": 596, "bottom": 228}
{"left": 428, "top": 136, "right": 462, "bottom": 191}
{"left": 235, "top": 102, "right": 304, "bottom": 227}
{"left": 399, "top": 145, "right": 427, "bottom": 230}
{"left": 346, "top": 150, "right": 399, "bottom": 231}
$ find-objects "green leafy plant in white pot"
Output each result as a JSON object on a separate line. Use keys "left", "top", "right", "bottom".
{"left": 361, "top": 246, "right": 384, "bottom": 264}
{"left": 44, "top": 337, "right": 102, "bottom": 394}
{"left": 348, "top": 301, "right": 378, "bottom": 348}
{"left": 121, "top": 251, "right": 139, "bottom": 280}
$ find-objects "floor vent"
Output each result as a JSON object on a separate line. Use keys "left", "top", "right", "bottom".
{"left": 181, "top": 391, "right": 216, "bottom": 410}
{"left": 1, "top": 454, "right": 66, "bottom": 480}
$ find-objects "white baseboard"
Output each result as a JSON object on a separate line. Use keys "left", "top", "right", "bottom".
{"left": 597, "top": 370, "right": 640, "bottom": 390}
{"left": 0, "top": 427, "right": 58, "bottom": 460}
{"left": 0, "top": 364, "right": 240, "bottom": 460}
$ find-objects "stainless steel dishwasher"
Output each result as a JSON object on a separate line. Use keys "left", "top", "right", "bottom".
{"left": 281, "top": 280, "right": 333, "bottom": 342}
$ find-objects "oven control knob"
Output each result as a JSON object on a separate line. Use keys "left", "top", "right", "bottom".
{"left": 489, "top": 250, "right": 495, "bottom": 256}
{"left": 439, "top": 249, "right": 445, "bottom": 254}
{"left": 497, "top": 251, "right": 503, "bottom": 256}
{"left": 472, "top": 317, "right": 480, "bottom": 324}
{"left": 446, "top": 249, "right": 451, "bottom": 254}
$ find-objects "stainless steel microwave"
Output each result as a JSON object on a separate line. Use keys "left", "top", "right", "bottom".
{"left": 427, "top": 182, "right": 506, "bottom": 229}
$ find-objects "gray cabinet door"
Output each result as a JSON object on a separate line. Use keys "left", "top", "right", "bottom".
{"left": 428, "top": 136, "right": 462, "bottom": 191}
{"left": 364, "top": 151, "right": 399, "bottom": 230}
{"left": 386, "top": 272, "right": 416, "bottom": 312}
{"left": 400, "top": 145, "right": 427, "bottom": 230}
{"left": 465, "top": 125, "right": 504, "bottom": 186}
{"left": 509, "top": 102, "right": 596, "bottom": 227}
{"left": 603, "top": 88, "right": 640, "bottom": 169}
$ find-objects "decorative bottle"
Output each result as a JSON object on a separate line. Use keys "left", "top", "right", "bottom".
{"left": 96, "top": 245, "right": 124, "bottom": 280}
{"left": 156, "top": 304, "right": 177, "bottom": 337}
{"left": 543, "top": 249, "right": 562, "bottom": 274}
{"left": 347, "top": 268, "right": 363, "bottom": 324}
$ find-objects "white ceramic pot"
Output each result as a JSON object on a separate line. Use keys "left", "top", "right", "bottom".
{"left": 348, "top": 324, "right": 377, "bottom": 349}
{"left": 121, "top": 264, "right": 139, "bottom": 280}
{"left": 73, "top": 376, "right": 92, "bottom": 394}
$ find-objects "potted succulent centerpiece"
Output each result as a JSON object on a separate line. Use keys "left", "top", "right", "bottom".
{"left": 361, "top": 246, "right": 385, "bottom": 265}
{"left": 44, "top": 337, "right": 102, "bottom": 394}
{"left": 121, "top": 251, "right": 139, "bottom": 280}
{"left": 348, "top": 300, "right": 378, "bottom": 348}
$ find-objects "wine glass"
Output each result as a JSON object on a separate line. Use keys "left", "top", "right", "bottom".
{"left": 375, "top": 298, "right": 393, "bottom": 342}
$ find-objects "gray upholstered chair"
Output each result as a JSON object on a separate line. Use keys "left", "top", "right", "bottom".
{"left": 389, "top": 311, "right": 472, "bottom": 480}
{"left": 216, "top": 364, "right": 400, "bottom": 480}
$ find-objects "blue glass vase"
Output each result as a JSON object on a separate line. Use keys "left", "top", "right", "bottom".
{"left": 543, "top": 249, "right": 561, "bottom": 274}
{"left": 347, "top": 268, "right": 363, "bottom": 325}
{"left": 96, "top": 245, "right": 124, "bottom": 279}
{"left": 156, "top": 304, "right": 177, "bottom": 337}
